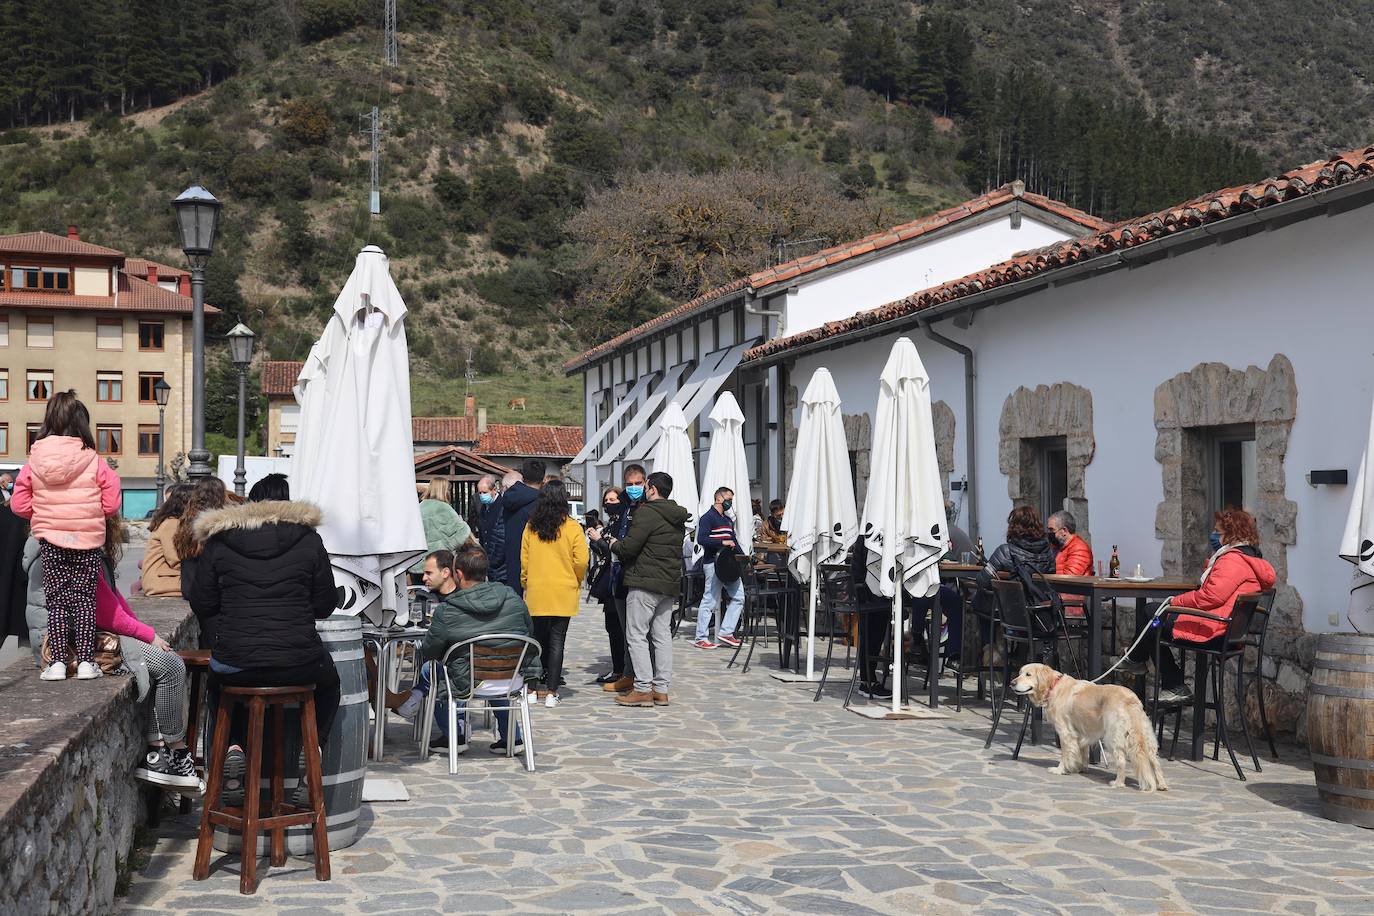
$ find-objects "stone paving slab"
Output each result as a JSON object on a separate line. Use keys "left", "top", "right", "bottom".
{"left": 121, "top": 599, "right": 1372, "bottom": 914}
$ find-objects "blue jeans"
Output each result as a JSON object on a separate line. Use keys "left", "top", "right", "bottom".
{"left": 695, "top": 561, "right": 744, "bottom": 641}
{"left": 417, "top": 665, "right": 517, "bottom": 742}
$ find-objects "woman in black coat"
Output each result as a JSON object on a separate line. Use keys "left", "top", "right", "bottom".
{"left": 188, "top": 474, "right": 340, "bottom": 755}
{"left": 977, "top": 504, "right": 1057, "bottom": 589}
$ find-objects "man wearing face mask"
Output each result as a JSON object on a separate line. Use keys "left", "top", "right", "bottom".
{"left": 589, "top": 464, "right": 648, "bottom": 694}
{"left": 692, "top": 487, "right": 745, "bottom": 649}
{"left": 1048, "top": 511, "right": 1093, "bottom": 577}
{"left": 0, "top": 473, "right": 12, "bottom": 506}
{"left": 475, "top": 475, "right": 506, "bottom": 583}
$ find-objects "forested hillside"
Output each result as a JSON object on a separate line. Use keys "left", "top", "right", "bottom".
{"left": 0, "top": 0, "right": 1359, "bottom": 424}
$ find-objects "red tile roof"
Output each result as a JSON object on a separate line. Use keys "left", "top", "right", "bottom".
{"left": 413, "top": 416, "right": 477, "bottom": 443}
{"left": 261, "top": 361, "right": 305, "bottom": 396}
{"left": 477, "top": 424, "right": 584, "bottom": 459}
{"left": 124, "top": 257, "right": 189, "bottom": 280}
{"left": 745, "top": 184, "right": 1107, "bottom": 292}
{"left": 563, "top": 185, "right": 1107, "bottom": 373}
{"left": 0, "top": 271, "right": 213, "bottom": 315}
{"left": 745, "top": 145, "right": 1374, "bottom": 364}
{"left": 0, "top": 231, "right": 123, "bottom": 258}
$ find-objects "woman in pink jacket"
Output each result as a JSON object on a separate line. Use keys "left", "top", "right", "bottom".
{"left": 11, "top": 390, "right": 122, "bottom": 681}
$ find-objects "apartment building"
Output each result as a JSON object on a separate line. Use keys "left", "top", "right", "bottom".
{"left": 0, "top": 227, "right": 211, "bottom": 519}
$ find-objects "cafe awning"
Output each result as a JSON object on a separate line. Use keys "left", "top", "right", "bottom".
{"left": 594, "top": 361, "right": 689, "bottom": 468}
{"left": 622, "top": 340, "right": 756, "bottom": 464}
{"left": 569, "top": 371, "right": 658, "bottom": 466}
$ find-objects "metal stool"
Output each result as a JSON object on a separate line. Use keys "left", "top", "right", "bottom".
{"left": 195, "top": 685, "right": 330, "bottom": 895}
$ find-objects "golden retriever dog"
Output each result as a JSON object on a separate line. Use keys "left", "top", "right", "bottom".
{"left": 1011, "top": 663, "right": 1168, "bottom": 792}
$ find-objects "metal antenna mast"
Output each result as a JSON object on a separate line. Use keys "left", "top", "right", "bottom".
{"left": 383, "top": 0, "right": 398, "bottom": 65}
{"left": 359, "top": 106, "right": 383, "bottom": 215}
{"left": 464, "top": 347, "right": 476, "bottom": 397}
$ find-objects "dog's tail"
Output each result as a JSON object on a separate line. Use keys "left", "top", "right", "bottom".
{"left": 1128, "top": 706, "right": 1169, "bottom": 792}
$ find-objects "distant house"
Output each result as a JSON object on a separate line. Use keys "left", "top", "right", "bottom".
{"left": 0, "top": 226, "right": 216, "bottom": 519}
{"left": 261, "top": 362, "right": 584, "bottom": 493}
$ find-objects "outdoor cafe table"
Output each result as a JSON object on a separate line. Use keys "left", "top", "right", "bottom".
{"left": 361, "top": 622, "right": 428, "bottom": 760}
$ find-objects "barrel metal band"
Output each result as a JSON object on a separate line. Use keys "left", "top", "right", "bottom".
{"left": 1316, "top": 780, "right": 1374, "bottom": 800}
{"left": 327, "top": 648, "right": 365, "bottom": 661}
{"left": 1308, "top": 684, "right": 1374, "bottom": 699}
{"left": 1313, "top": 659, "right": 1374, "bottom": 673}
{"left": 339, "top": 691, "right": 369, "bottom": 706}
{"left": 1318, "top": 637, "right": 1374, "bottom": 650}
{"left": 1312, "top": 753, "right": 1374, "bottom": 771}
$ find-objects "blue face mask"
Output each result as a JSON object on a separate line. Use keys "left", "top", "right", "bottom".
{"left": 625, "top": 485, "right": 645, "bottom": 501}
{"left": 1209, "top": 530, "right": 1222, "bottom": 552}
{"left": 479, "top": 492, "right": 495, "bottom": 505}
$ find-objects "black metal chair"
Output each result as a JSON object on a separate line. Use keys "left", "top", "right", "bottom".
{"left": 1238, "top": 590, "right": 1279, "bottom": 760}
{"left": 731, "top": 565, "right": 799, "bottom": 673}
{"left": 811, "top": 566, "right": 890, "bottom": 707}
{"left": 983, "top": 578, "right": 1086, "bottom": 757}
{"left": 671, "top": 565, "right": 704, "bottom": 637}
{"left": 1154, "top": 593, "right": 1270, "bottom": 780}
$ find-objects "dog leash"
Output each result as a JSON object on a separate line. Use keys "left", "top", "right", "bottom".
{"left": 1086, "top": 600, "right": 1172, "bottom": 685}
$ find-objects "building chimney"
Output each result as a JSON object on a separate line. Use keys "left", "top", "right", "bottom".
{"left": 1010, "top": 179, "right": 1025, "bottom": 198}
{"left": 178, "top": 274, "right": 190, "bottom": 297}
{"left": 464, "top": 395, "right": 476, "bottom": 418}
{"left": 66, "top": 225, "right": 79, "bottom": 240}
{"left": 146, "top": 264, "right": 158, "bottom": 284}
{"left": 477, "top": 407, "right": 488, "bottom": 434}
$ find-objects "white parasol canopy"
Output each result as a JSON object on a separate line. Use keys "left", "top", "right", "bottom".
{"left": 1340, "top": 395, "right": 1374, "bottom": 633}
{"left": 290, "top": 245, "right": 427, "bottom": 626}
{"left": 697, "top": 392, "right": 752, "bottom": 556}
{"left": 860, "top": 337, "right": 948, "bottom": 712}
{"left": 785, "top": 369, "right": 859, "bottom": 679}
{"left": 650, "top": 402, "right": 700, "bottom": 556}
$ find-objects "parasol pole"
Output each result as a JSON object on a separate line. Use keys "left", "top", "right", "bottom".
{"left": 806, "top": 543, "right": 819, "bottom": 680}
{"left": 892, "top": 557, "right": 903, "bottom": 714}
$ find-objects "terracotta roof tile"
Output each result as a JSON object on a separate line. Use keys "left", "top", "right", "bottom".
{"left": 745, "top": 145, "right": 1374, "bottom": 364}
{"left": 564, "top": 185, "right": 1107, "bottom": 373}
{"left": 0, "top": 230, "right": 123, "bottom": 258}
{"left": 124, "top": 257, "right": 189, "bottom": 280}
{"left": 476, "top": 424, "right": 584, "bottom": 458}
{"left": 413, "top": 445, "right": 512, "bottom": 476}
{"left": 260, "top": 361, "right": 304, "bottom": 396}
{"left": 0, "top": 271, "right": 212, "bottom": 315}
{"left": 413, "top": 416, "right": 477, "bottom": 443}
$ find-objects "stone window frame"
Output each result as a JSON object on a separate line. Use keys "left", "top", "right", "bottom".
{"left": 997, "top": 382, "right": 1095, "bottom": 540}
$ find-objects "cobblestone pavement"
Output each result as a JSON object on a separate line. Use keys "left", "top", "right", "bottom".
{"left": 122, "top": 600, "right": 1373, "bottom": 915}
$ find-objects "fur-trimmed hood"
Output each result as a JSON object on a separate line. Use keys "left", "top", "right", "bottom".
{"left": 193, "top": 500, "right": 323, "bottom": 560}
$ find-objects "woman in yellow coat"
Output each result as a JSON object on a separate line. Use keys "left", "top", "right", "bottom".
{"left": 521, "top": 479, "right": 588, "bottom": 707}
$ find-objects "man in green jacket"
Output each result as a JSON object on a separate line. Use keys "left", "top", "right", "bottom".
{"left": 609, "top": 471, "right": 690, "bottom": 708}
{"left": 414, "top": 547, "right": 542, "bottom": 754}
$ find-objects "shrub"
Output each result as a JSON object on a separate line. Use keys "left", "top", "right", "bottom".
{"left": 547, "top": 111, "right": 619, "bottom": 173}
{"left": 433, "top": 170, "right": 469, "bottom": 209}
{"left": 298, "top": 0, "right": 366, "bottom": 42}
{"left": 280, "top": 97, "right": 333, "bottom": 146}
{"left": 488, "top": 215, "right": 531, "bottom": 256}
{"left": 509, "top": 79, "right": 555, "bottom": 126}
{"left": 452, "top": 81, "right": 505, "bottom": 136}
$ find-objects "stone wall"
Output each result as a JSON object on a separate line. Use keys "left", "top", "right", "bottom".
{"left": 1152, "top": 355, "right": 1308, "bottom": 738}
{"left": 997, "top": 383, "right": 1095, "bottom": 540}
{"left": 834, "top": 401, "right": 954, "bottom": 510}
{"left": 0, "top": 599, "right": 197, "bottom": 916}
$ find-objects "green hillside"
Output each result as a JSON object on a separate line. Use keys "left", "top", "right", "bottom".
{"left": 0, "top": 1, "right": 1360, "bottom": 426}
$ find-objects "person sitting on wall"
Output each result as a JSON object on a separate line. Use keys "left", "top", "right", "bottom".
{"left": 139, "top": 484, "right": 193, "bottom": 598}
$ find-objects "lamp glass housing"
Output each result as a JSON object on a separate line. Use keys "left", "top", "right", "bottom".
{"left": 172, "top": 186, "right": 222, "bottom": 260}
{"left": 153, "top": 377, "right": 171, "bottom": 407}
{"left": 226, "top": 322, "right": 255, "bottom": 368}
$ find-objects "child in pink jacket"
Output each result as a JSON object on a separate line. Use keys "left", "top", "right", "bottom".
{"left": 11, "top": 391, "right": 122, "bottom": 681}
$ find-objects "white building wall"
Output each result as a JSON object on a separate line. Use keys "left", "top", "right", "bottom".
{"left": 785, "top": 201, "right": 1374, "bottom": 635}
{"left": 783, "top": 214, "right": 1075, "bottom": 337}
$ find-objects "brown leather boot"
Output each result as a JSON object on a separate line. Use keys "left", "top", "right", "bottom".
{"left": 616, "top": 690, "right": 655, "bottom": 707}
{"left": 652, "top": 692, "right": 669, "bottom": 706}
{"left": 603, "top": 676, "right": 634, "bottom": 693}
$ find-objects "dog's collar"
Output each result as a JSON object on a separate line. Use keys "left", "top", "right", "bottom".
{"left": 1047, "top": 675, "right": 1063, "bottom": 696}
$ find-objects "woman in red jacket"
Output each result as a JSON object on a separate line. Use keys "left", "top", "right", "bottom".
{"left": 1120, "top": 508, "right": 1276, "bottom": 704}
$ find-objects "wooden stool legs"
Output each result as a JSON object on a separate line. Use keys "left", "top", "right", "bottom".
{"left": 193, "top": 686, "right": 330, "bottom": 894}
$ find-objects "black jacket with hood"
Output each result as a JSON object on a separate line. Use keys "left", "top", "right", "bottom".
{"left": 500, "top": 481, "right": 540, "bottom": 594}
{"left": 420, "top": 580, "right": 542, "bottom": 696}
{"left": 977, "top": 535, "right": 1057, "bottom": 589}
{"left": 187, "top": 500, "right": 337, "bottom": 670}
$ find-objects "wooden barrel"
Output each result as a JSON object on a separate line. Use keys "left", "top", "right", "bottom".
{"left": 1307, "top": 632, "right": 1374, "bottom": 828}
{"left": 215, "top": 615, "right": 370, "bottom": 855}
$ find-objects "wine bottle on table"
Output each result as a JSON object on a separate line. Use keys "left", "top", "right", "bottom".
{"left": 1109, "top": 545, "right": 1121, "bottom": 578}
{"left": 975, "top": 537, "right": 985, "bottom": 566}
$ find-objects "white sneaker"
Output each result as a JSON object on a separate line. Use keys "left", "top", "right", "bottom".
{"left": 76, "top": 661, "right": 103, "bottom": 680}
{"left": 395, "top": 690, "right": 424, "bottom": 721}
{"left": 544, "top": 693, "right": 559, "bottom": 709}
{"left": 39, "top": 662, "right": 67, "bottom": 681}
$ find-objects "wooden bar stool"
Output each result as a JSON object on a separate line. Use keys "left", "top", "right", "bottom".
{"left": 177, "top": 650, "right": 212, "bottom": 815}
{"left": 194, "top": 685, "right": 330, "bottom": 895}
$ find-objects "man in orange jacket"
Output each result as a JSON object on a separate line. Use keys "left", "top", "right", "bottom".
{"left": 1048, "top": 511, "right": 1093, "bottom": 616}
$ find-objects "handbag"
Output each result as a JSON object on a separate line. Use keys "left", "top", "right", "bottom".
{"left": 40, "top": 630, "right": 123, "bottom": 676}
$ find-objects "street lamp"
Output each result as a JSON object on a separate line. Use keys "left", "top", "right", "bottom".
{"left": 153, "top": 377, "right": 171, "bottom": 507}
{"left": 226, "top": 322, "right": 256, "bottom": 497}
{"left": 172, "top": 185, "right": 222, "bottom": 481}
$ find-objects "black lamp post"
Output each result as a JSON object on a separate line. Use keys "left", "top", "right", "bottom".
{"left": 171, "top": 185, "right": 222, "bottom": 481}
{"left": 226, "top": 322, "right": 255, "bottom": 497}
{"left": 153, "top": 377, "right": 171, "bottom": 507}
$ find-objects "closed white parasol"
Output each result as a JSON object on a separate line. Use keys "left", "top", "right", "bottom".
{"left": 650, "top": 401, "right": 700, "bottom": 558}
{"left": 290, "top": 245, "right": 427, "bottom": 626}
{"left": 1340, "top": 395, "right": 1374, "bottom": 633}
{"left": 860, "top": 337, "right": 948, "bottom": 714}
{"left": 697, "top": 392, "right": 752, "bottom": 557}
{"left": 784, "top": 368, "right": 858, "bottom": 680}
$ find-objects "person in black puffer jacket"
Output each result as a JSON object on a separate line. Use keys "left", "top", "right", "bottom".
{"left": 977, "top": 505, "right": 1057, "bottom": 589}
{"left": 188, "top": 474, "right": 340, "bottom": 747}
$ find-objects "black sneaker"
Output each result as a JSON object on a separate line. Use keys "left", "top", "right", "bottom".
{"left": 135, "top": 748, "right": 202, "bottom": 791}
{"left": 488, "top": 736, "right": 525, "bottom": 755}
{"left": 1114, "top": 658, "right": 1148, "bottom": 677}
{"left": 221, "top": 745, "right": 246, "bottom": 808}
{"left": 595, "top": 671, "right": 621, "bottom": 685}
{"left": 859, "top": 682, "right": 894, "bottom": 701}
{"left": 430, "top": 727, "right": 468, "bottom": 755}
